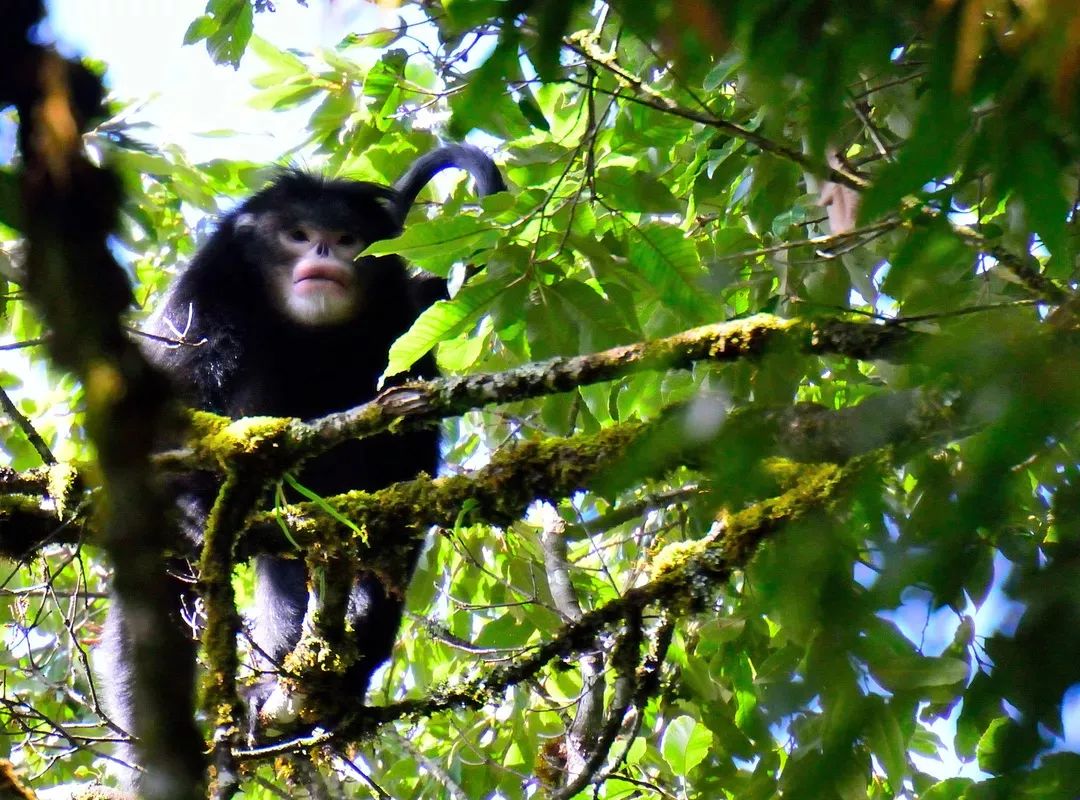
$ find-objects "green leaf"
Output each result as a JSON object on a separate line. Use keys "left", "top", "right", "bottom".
{"left": 0, "top": 169, "right": 24, "bottom": 231}
{"left": 867, "top": 700, "right": 906, "bottom": 791}
{"left": 448, "top": 32, "right": 530, "bottom": 140}
{"left": 474, "top": 614, "right": 532, "bottom": 648}
{"left": 249, "top": 83, "right": 320, "bottom": 111}
{"left": 363, "top": 216, "right": 500, "bottom": 274}
{"left": 746, "top": 154, "right": 800, "bottom": 233}
{"left": 660, "top": 715, "right": 713, "bottom": 775}
{"left": 270, "top": 483, "right": 302, "bottom": 550}
{"left": 203, "top": 0, "right": 254, "bottom": 68}
{"left": 183, "top": 15, "right": 216, "bottom": 46}
{"left": 628, "top": 223, "right": 709, "bottom": 318}
{"left": 545, "top": 280, "right": 632, "bottom": 352}
{"left": 595, "top": 166, "right": 679, "bottom": 213}
{"left": 871, "top": 656, "right": 968, "bottom": 692}
{"left": 1014, "top": 134, "right": 1068, "bottom": 261}
{"left": 248, "top": 35, "right": 307, "bottom": 76}
{"left": 860, "top": 100, "right": 966, "bottom": 222}
{"left": 363, "top": 49, "right": 408, "bottom": 106}
{"left": 441, "top": 0, "right": 503, "bottom": 31}
{"left": 435, "top": 322, "right": 490, "bottom": 373}
{"left": 283, "top": 474, "right": 365, "bottom": 540}
{"left": 533, "top": 2, "right": 573, "bottom": 81}
{"left": 340, "top": 22, "right": 404, "bottom": 50}
{"left": 976, "top": 717, "right": 1041, "bottom": 774}
{"left": 309, "top": 90, "right": 356, "bottom": 136}
{"left": 384, "top": 274, "right": 514, "bottom": 378}
{"left": 921, "top": 778, "right": 973, "bottom": 800}
{"left": 516, "top": 96, "right": 550, "bottom": 132}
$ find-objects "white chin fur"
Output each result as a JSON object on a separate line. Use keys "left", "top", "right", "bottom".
{"left": 284, "top": 290, "right": 357, "bottom": 326}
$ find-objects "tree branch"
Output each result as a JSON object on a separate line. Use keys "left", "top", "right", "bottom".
{"left": 8, "top": 8, "right": 203, "bottom": 795}
{"left": 539, "top": 504, "right": 606, "bottom": 789}
{"left": 234, "top": 455, "right": 873, "bottom": 758}
{"left": 0, "top": 380, "right": 979, "bottom": 563}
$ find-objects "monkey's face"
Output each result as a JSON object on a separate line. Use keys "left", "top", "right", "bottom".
{"left": 241, "top": 213, "right": 369, "bottom": 326}
{"left": 274, "top": 221, "right": 366, "bottom": 325}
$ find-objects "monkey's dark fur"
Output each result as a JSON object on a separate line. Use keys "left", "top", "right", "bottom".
{"left": 98, "top": 145, "right": 504, "bottom": 776}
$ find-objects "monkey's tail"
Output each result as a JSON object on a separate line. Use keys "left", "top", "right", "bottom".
{"left": 393, "top": 143, "right": 506, "bottom": 223}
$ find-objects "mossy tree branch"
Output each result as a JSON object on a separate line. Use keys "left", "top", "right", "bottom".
{"left": 0, "top": 368, "right": 978, "bottom": 564}
{"left": 6, "top": 5, "right": 203, "bottom": 797}
{"left": 236, "top": 455, "right": 876, "bottom": 759}
{"left": 145, "top": 313, "right": 921, "bottom": 479}
{"left": 0, "top": 310, "right": 928, "bottom": 556}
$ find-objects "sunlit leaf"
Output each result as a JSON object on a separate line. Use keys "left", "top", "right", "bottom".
{"left": 384, "top": 274, "right": 514, "bottom": 378}
{"left": 660, "top": 715, "right": 713, "bottom": 775}
{"left": 363, "top": 216, "right": 500, "bottom": 274}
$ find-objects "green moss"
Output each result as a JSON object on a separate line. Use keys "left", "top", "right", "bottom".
{"left": 205, "top": 416, "right": 295, "bottom": 459}
{"left": 721, "top": 462, "right": 845, "bottom": 562}
{"left": 284, "top": 637, "right": 351, "bottom": 675}
{"left": 649, "top": 461, "right": 851, "bottom": 603}
{"left": 759, "top": 456, "right": 803, "bottom": 487}
{"left": 197, "top": 472, "right": 246, "bottom": 727}
{"left": 44, "top": 463, "right": 79, "bottom": 518}
{"left": 246, "top": 421, "right": 649, "bottom": 565}
{"left": 649, "top": 538, "right": 710, "bottom": 581}
{"left": 189, "top": 409, "right": 231, "bottom": 440}
{"left": 700, "top": 314, "right": 799, "bottom": 358}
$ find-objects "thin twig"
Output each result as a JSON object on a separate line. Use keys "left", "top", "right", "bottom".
{"left": 0, "top": 386, "right": 55, "bottom": 465}
{"left": 0, "top": 337, "right": 48, "bottom": 352}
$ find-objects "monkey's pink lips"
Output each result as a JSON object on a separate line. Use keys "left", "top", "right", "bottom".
{"left": 294, "top": 264, "right": 351, "bottom": 294}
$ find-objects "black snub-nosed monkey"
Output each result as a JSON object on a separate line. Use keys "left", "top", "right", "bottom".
{"left": 96, "top": 144, "right": 505, "bottom": 782}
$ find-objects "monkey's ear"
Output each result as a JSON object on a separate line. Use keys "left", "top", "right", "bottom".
{"left": 234, "top": 212, "right": 257, "bottom": 232}
{"left": 374, "top": 195, "right": 404, "bottom": 236}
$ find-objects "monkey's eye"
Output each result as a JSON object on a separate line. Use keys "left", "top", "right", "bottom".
{"left": 287, "top": 229, "right": 309, "bottom": 243}
{"left": 338, "top": 234, "right": 359, "bottom": 247}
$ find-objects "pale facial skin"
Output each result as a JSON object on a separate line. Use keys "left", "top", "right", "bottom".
{"left": 274, "top": 222, "right": 366, "bottom": 325}
{"left": 238, "top": 212, "right": 369, "bottom": 327}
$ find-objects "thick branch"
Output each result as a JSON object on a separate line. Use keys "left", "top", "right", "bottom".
{"left": 548, "top": 611, "right": 641, "bottom": 800}
{"left": 306, "top": 314, "right": 918, "bottom": 461}
{"left": 9, "top": 11, "right": 202, "bottom": 796}
{"left": 371, "top": 459, "right": 863, "bottom": 717}
{"left": 143, "top": 314, "right": 920, "bottom": 478}
{"left": 201, "top": 473, "right": 264, "bottom": 800}
{"left": 241, "top": 422, "right": 649, "bottom": 560}
{"left": 0, "top": 384, "right": 971, "bottom": 561}
{"left": 941, "top": 214, "right": 1068, "bottom": 304}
